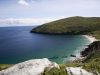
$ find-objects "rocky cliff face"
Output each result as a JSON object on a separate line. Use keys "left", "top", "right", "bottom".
{"left": 81, "top": 41, "right": 100, "bottom": 57}
{"left": 0, "top": 58, "right": 59, "bottom": 75}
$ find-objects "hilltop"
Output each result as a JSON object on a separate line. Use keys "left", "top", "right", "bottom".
{"left": 31, "top": 16, "right": 100, "bottom": 39}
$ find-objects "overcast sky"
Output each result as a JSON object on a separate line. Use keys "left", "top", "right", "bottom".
{"left": 0, "top": 0, "right": 100, "bottom": 26}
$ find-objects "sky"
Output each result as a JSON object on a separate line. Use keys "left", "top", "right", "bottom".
{"left": 0, "top": 0, "right": 100, "bottom": 26}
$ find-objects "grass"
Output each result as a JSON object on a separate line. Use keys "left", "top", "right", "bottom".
{"left": 82, "top": 52, "right": 100, "bottom": 70}
{"left": 0, "top": 64, "right": 13, "bottom": 71}
{"left": 42, "top": 64, "right": 68, "bottom": 75}
{"left": 83, "top": 58, "right": 100, "bottom": 74}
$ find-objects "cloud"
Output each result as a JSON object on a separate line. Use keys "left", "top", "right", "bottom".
{"left": 18, "top": 0, "right": 30, "bottom": 6}
{"left": 0, "top": 18, "right": 58, "bottom": 26}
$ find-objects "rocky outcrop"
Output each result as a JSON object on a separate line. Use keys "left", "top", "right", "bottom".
{"left": 81, "top": 41, "right": 100, "bottom": 57}
{"left": 0, "top": 58, "right": 97, "bottom": 75}
{"left": 0, "top": 58, "right": 59, "bottom": 75}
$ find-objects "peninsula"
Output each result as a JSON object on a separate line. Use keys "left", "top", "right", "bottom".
{"left": 31, "top": 16, "right": 100, "bottom": 39}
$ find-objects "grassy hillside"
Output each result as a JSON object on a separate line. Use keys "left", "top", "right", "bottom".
{"left": 31, "top": 16, "right": 100, "bottom": 39}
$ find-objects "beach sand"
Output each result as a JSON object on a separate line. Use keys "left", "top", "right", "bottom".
{"left": 83, "top": 35, "right": 98, "bottom": 43}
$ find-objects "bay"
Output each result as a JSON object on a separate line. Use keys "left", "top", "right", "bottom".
{"left": 0, "top": 26, "right": 90, "bottom": 64}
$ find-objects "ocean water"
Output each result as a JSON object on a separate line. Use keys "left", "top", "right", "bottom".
{"left": 0, "top": 26, "right": 90, "bottom": 64}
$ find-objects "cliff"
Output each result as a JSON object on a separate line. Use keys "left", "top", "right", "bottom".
{"left": 81, "top": 41, "right": 100, "bottom": 57}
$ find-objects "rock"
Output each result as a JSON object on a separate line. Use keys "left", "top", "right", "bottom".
{"left": 70, "top": 54, "right": 76, "bottom": 57}
{"left": 0, "top": 58, "right": 59, "bottom": 75}
{"left": 48, "top": 56, "right": 59, "bottom": 59}
{"left": 66, "top": 67, "right": 93, "bottom": 75}
{"left": 81, "top": 41, "right": 100, "bottom": 57}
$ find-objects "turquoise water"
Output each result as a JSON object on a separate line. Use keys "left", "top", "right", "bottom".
{"left": 0, "top": 26, "right": 90, "bottom": 64}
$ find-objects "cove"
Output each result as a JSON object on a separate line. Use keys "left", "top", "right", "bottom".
{"left": 0, "top": 26, "right": 90, "bottom": 64}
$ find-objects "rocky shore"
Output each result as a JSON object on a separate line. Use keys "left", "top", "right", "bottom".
{"left": 81, "top": 41, "right": 100, "bottom": 57}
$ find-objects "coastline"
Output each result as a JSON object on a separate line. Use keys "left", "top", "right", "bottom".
{"left": 70, "top": 35, "right": 98, "bottom": 61}
{"left": 75, "top": 35, "right": 100, "bottom": 61}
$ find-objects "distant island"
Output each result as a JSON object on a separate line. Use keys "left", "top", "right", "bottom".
{"left": 31, "top": 16, "right": 100, "bottom": 39}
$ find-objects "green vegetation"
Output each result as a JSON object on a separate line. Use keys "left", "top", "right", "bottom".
{"left": 80, "top": 52, "right": 100, "bottom": 74}
{"left": 83, "top": 56, "right": 100, "bottom": 74}
{"left": 80, "top": 41, "right": 100, "bottom": 74}
{"left": 0, "top": 64, "right": 12, "bottom": 71}
{"left": 31, "top": 16, "right": 100, "bottom": 39}
{"left": 42, "top": 64, "right": 68, "bottom": 75}
{"left": 42, "top": 56, "right": 100, "bottom": 75}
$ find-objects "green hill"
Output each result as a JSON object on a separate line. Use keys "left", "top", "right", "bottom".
{"left": 31, "top": 16, "right": 100, "bottom": 39}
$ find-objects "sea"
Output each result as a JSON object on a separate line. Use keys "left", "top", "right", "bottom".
{"left": 0, "top": 26, "right": 91, "bottom": 64}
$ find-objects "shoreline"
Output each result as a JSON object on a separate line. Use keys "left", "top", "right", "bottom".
{"left": 83, "top": 35, "right": 98, "bottom": 43}
{"left": 70, "top": 35, "right": 98, "bottom": 61}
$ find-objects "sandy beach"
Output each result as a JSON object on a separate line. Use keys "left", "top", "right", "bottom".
{"left": 83, "top": 35, "right": 98, "bottom": 43}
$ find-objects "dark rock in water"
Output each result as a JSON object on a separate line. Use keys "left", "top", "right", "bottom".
{"left": 61, "top": 56, "right": 68, "bottom": 58}
{"left": 49, "top": 56, "right": 68, "bottom": 59}
{"left": 70, "top": 54, "right": 76, "bottom": 57}
{"left": 81, "top": 41, "right": 100, "bottom": 57}
{"left": 48, "top": 56, "right": 59, "bottom": 59}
